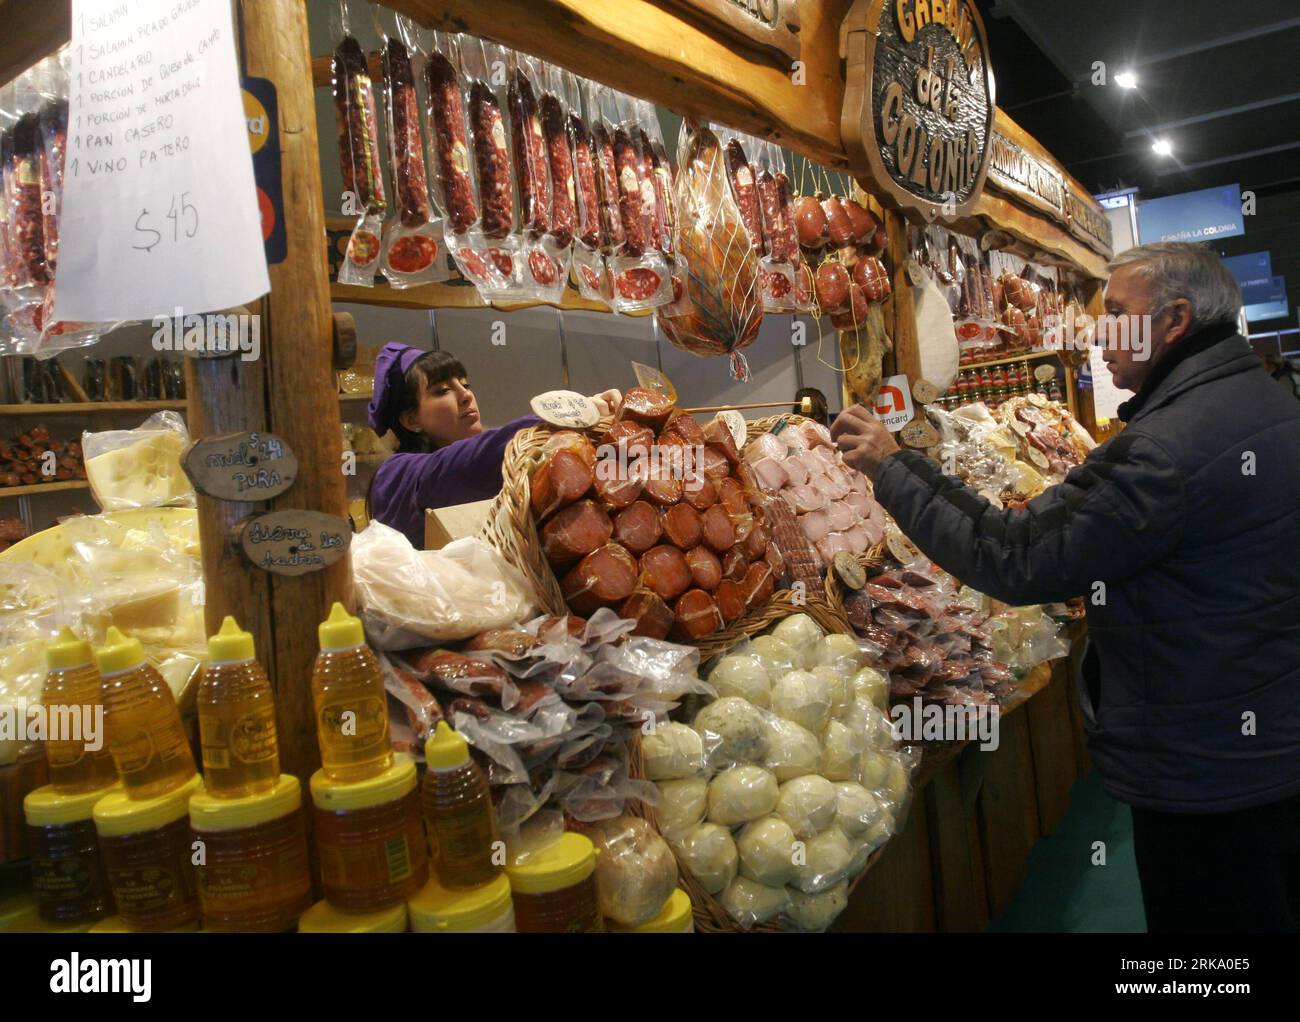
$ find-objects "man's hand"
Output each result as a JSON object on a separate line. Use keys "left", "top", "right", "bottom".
{"left": 589, "top": 389, "right": 623, "bottom": 418}
{"left": 831, "top": 404, "right": 900, "bottom": 481}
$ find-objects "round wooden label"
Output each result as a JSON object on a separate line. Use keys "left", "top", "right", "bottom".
{"left": 885, "top": 523, "right": 922, "bottom": 566}
{"left": 183, "top": 430, "right": 297, "bottom": 502}
{"left": 1025, "top": 446, "right": 1050, "bottom": 469}
{"left": 1027, "top": 392, "right": 1049, "bottom": 407}
{"left": 910, "top": 378, "right": 939, "bottom": 405}
{"left": 900, "top": 418, "right": 940, "bottom": 449}
{"left": 530, "top": 390, "right": 601, "bottom": 429}
{"left": 1008, "top": 416, "right": 1031, "bottom": 436}
{"left": 718, "top": 410, "right": 747, "bottom": 450}
{"left": 832, "top": 551, "right": 867, "bottom": 591}
{"left": 236, "top": 510, "right": 351, "bottom": 576}
{"left": 1033, "top": 363, "right": 1057, "bottom": 383}
{"left": 905, "top": 259, "right": 925, "bottom": 286}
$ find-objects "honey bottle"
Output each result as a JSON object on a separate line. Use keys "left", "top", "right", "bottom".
{"left": 96, "top": 627, "right": 196, "bottom": 801}
{"left": 197, "top": 617, "right": 279, "bottom": 798}
{"left": 42, "top": 628, "right": 117, "bottom": 794}
{"left": 312, "top": 603, "right": 392, "bottom": 783}
{"left": 422, "top": 721, "right": 500, "bottom": 888}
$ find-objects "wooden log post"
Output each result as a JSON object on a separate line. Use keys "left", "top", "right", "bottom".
{"left": 186, "top": 0, "right": 349, "bottom": 784}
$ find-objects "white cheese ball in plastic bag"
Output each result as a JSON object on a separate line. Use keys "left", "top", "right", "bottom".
{"left": 586, "top": 815, "right": 679, "bottom": 927}
{"left": 850, "top": 666, "right": 889, "bottom": 711}
{"left": 771, "top": 614, "right": 824, "bottom": 669}
{"left": 694, "top": 696, "right": 767, "bottom": 765}
{"left": 858, "top": 749, "right": 891, "bottom": 789}
{"left": 709, "top": 655, "right": 772, "bottom": 709}
{"left": 763, "top": 716, "right": 822, "bottom": 782}
{"left": 861, "top": 814, "right": 894, "bottom": 853}
{"left": 813, "top": 665, "right": 852, "bottom": 717}
{"left": 707, "top": 764, "right": 779, "bottom": 826}
{"left": 842, "top": 697, "right": 897, "bottom": 752}
{"left": 791, "top": 826, "right": 852, "bottom": 894}
{"left": 771, "top": 669, "right": 833, "bottom": 734}
{"left": 834, "top": 782, "right": 883, "bottom": 838}
{"left": 848, "top": 836, "right": 875, "bottom": 878}
{"left": 785, "top": 880, "right": 849, "bottom": 932}
{"left": 775, "top": 775, "right": 838, "bottom": 839}
{"left": 737, "top": 815, "right": 798, "bottom": 886}
{"left": 814, "top": 634, "right": 867, "bottom": 673}
{"left": 749, "top": 635, "right": 798, "bottom": 680}
{"left": 643, "top": 721, "right": 705, "bottom": 780}
{"left": 657, "top": 778, "right": 708, "bottom": 837}
{"left": 672, "top": 822, "right": 738, "bottom": 895}
{"left": 720, "top": 875, "right": 791, "bottom": 929}
{"left": 820, "top": 720, "right": 861, "bottom": 782}
{"left": 880, "top": 754, "right": 911, "bottom": 807}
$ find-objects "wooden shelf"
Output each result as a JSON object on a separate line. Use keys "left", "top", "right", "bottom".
{"left": 0, "top": 480, "right": 89, "bottom": 499}
{"left": 330, "top": 280, "right": 650, "bottom": 316}
{"left": 958, "top": 349, "right": 1061, "bottom": 374}
{"left": 0, "top": 401, "right": 186, "bottom": 416}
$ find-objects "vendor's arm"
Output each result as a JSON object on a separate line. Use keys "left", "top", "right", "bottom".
{"left": 831, "top": 406, "right": 1187, "bottom": 604}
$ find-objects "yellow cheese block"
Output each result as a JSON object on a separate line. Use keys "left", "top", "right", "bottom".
{"left": 85, "top": 430, "right": 194, "bottom": 511}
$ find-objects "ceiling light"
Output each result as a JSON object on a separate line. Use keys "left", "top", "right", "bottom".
{"left": 1151, "top": 138, "right": 1173, "bottom": 157}
{"left": 1114, "top": 70, "right": 1138, "bottom": 89}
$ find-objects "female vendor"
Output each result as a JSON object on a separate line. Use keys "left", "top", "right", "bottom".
{"left": 366, "top": 342, "right": 620, "bottom": 548}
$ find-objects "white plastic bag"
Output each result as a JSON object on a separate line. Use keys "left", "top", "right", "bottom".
{"left": 351, "top": 522, "right": 536, "bottom": 647}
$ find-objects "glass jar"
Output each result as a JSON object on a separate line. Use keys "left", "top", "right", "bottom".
{"left": 23, "top": 783, "right": 115, "bottom": 923}
{"left": 505, "top": 832, "right": 603, "bottom": 933}
{"left": 310, "top": 753, "right": 429, "bottom": 912}
{"left": 93, "top": 775, "right": 202, "bottom": 932}
{"left": 188, "top": 774, "right": 312, "bottom": 932}
{"left": 408, "top": 874, "right": 515, "bottom": 933}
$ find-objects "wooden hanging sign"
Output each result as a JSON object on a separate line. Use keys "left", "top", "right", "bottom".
{"left": 235, "top": 510, "right": 351, "bottom": 576}
{"left": 840, "top": 0, "right": 997, "bottom": 222}
{"left": 660, "top": 0, "right": 802, "bottom": 66}
{"left": 183, "top": 430, "right": 297, "bottom": 501}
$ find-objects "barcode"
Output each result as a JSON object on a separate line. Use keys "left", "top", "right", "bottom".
{"left": 384, "top": 837, "right": 411, "bottom": 883}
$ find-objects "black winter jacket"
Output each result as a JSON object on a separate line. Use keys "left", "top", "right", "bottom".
{"left": 873, "top": 324, "right": 1300, "bottom": 812}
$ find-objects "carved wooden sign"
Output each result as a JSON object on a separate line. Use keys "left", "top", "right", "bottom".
{"left": 663, "top": 0, "right": 802, "bottom": 65}
{"left": 840, "top": 0, "right": 997, "bottom": 222}
{"left": 183, "top": 430, "right": 297, "bottom": 501}
{"left": 986, "top": 130, "right": 1065, "bottom": 221}
{"left": 235, "top": 510, "right": 351, "bottom": 576}
{"left": 1065, "top": 183, "right": 1113, "bottom": 257}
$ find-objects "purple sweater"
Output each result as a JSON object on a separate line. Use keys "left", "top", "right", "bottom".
{"left": 369, "top": 415, "right": 541, "bottom": 549}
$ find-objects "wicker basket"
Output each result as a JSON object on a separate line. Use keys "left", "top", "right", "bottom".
{"left": 481, "top": 417, "right": 857, "bottom": 654}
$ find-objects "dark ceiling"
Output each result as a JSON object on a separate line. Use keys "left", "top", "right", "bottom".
{"left": 983, "top": 0, "right": 1300, "bottom": 200}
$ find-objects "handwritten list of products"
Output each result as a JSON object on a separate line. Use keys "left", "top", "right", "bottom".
{"left": 52, "top": 0, "right": 269, "bottom": 323}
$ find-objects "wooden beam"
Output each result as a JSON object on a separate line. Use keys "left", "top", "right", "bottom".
{"left": 381, "top": 0, "right": 855, "bottom": 170}
{"left": 0, "top": 0, "right": 69, "bottom": 87}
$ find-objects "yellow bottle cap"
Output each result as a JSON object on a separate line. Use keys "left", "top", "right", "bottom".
{"left": 297, "top": 900, "right": 408, "bottom": 933}
{"left": 189, "top": 774, "right": 300, "bottom": 832}
{"left": 504, "top": 832, "right": 596, "bottom": 896}
{"left": 318, "top": 602, "right": 365, "bottom": 651}
{"left": 424, "top": 720, "right": 471, "bottom": 770}
{"left": 95, "top": 626, "right": 147, "bottom": 676}
{"left": 609, "top": 887, "right": 694, "bottom": 932}
{"left": 24, "top": 783, "right": 118, "bottom": 827}
{"left": 207, "top": 616, "right": 256, "bottom": 664}
{"left": 92, "top": 775, "right": 202, "bottom": 838}
{"left": 309, "top": 754, "right": 416, "bottom": 812}
{"left": 408, "top": 874, "right": 513, "bottom": 933}
{"left": 46, "top": 626, "right": 94, "bottom": 671}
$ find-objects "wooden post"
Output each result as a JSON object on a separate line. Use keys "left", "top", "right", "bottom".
{"left": 186, "top": 0, "right": 348, "bottom": 784}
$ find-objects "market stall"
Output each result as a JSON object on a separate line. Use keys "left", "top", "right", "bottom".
{"left": 0, "top": 0, "right": 1110, "bottom": 934}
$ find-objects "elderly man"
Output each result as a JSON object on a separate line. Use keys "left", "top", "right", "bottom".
{"left": 833, "top": 242, "right": 1300, "bottom": 933}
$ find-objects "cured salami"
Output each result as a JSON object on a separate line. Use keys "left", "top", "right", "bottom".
{"left": 425, "top": 50, "right": 477, "bottom": 233}
{"left": 661, "top": 504, "right": 704, "bottom": 550}
{"left": 715, "top": 579, "right": 747, "bottom": 623}
{"left": 571, "top": 115, "right": 602, "bottom": 249}
{"left": 673, "top": 589, "right": 724, "bottom": 640}
{"left": 542, "top": 430, "right": 597, "bottom": 467}
{"left": 617, "top": 387, "right": 674, "bottom": 431}
{"left": 716, "top": 477, "right": 749, "bottom": 516}
{"left": 469, "top": 81, "right": 512, "bottom": 238}
{"left": 725, "top": 139, "right": 761, "bottom": 247}
{"left": 702, "top": 419, "right": 740, "bottom": 464}
{"left": 741, "top": 560, "right": 776, "bottom": 609}
{"left": 743, "top": 521, "right": 768, "bottom": 562}
{"left": 612, "top": 500, "right": 663, "bottom": 554}
{"left": 701, "top": 504, "right": 737, "bottom": 553}
{"left": 722, "top": 547, "right": 748, "bottom": 583}
{"left": 612, "top": 128, "right": 646, "bottom": 255}
{"left": 541, "top": 499, "right": 613, "bottom": 565}
{"left": 685, "top": 546, "right": 723, "bottom": 591}
{"left": 561, "top": 543, "right": 638, "bottom": 615}
{"left": 508, "top": 66, "right": 550, "bottom": 235}
{"left": 661, "top": 411, "right": 706, "bottom": 446}
{"left": 530, "top": 450, "right": 594, "bottom": 518}
{"left": 332, "top": 36, "right": 387, "bottom": 215}
{"left": 617, "top": 590, "right": 675, "bottom": 640}
{"left": 682, "top": 475, "right": 719, "bottom": 511}
{"left": 592, "top": 123, "right": 626, "bottom": 250}
{"left": 541, "top": 94, "right": 575, "bottom": 246}
{"left": 640, "top": 545, "right": 692, "bottom": 601}
{"left": 593, "top": 459, "right": 646, "bottom": 508}
{"left": 383, "top": 39, "right": 431, "bottom": 227}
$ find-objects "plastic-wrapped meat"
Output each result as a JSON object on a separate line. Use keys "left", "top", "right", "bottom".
{"left": 750, "top": 455, "right": 788, "bottom": 493}
{"left": 979, "top": 661, "right": 1016, "bottom": 684}
{"left": 799, "top": 507, "right": 831, "bottom": 544}
{"left": 815, "top": 532, "right": 853, "bottom": 563}
{"left": 463, "top": 629, "right": 543, "bottom": 655}
{"left": 842, "top": 589, "right": 873, "bottom": 631}
{"left": 860, "top": 518, "right": 885, "bottom": 548}
{"left": 787, "top": 484, "right": 827, "bottom": 513}
{"left": 808, "top": 446, "right": 838, "bottom": 473}
{"left": 404, "top": 650, "right": 511, "bottom": 700}
{"left": 899, "top": 569, "right": 937, "bottom": 589}
{"left": 781, "top": 454, "right": 810, "bottom": 487}
{"left": 849, "top": 472, "right": 871, "bottom": 496}
{"left": 813, "top": 472, "right": 850, "bottom": 503}
{"left": 843, "top": 524, "right": 870, "bottom": 554}
{"left": 843, "top": 490, "right": 876, "bottom": 520}
{"left": 825, "top": 501, "right": 856, "bottom": 533}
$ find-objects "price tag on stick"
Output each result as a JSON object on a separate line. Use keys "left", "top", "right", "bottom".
{"left": 54, "top": 0, "right": 270, "bottom": 322}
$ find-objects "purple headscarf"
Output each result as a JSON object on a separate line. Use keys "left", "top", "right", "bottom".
{"left": 368, "top": 343, "right": 425, "bottom": 435}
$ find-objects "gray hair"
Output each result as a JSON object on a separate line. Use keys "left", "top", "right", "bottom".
{"left": 1107, "top": 242, "right": 1242, "bottom": 330}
